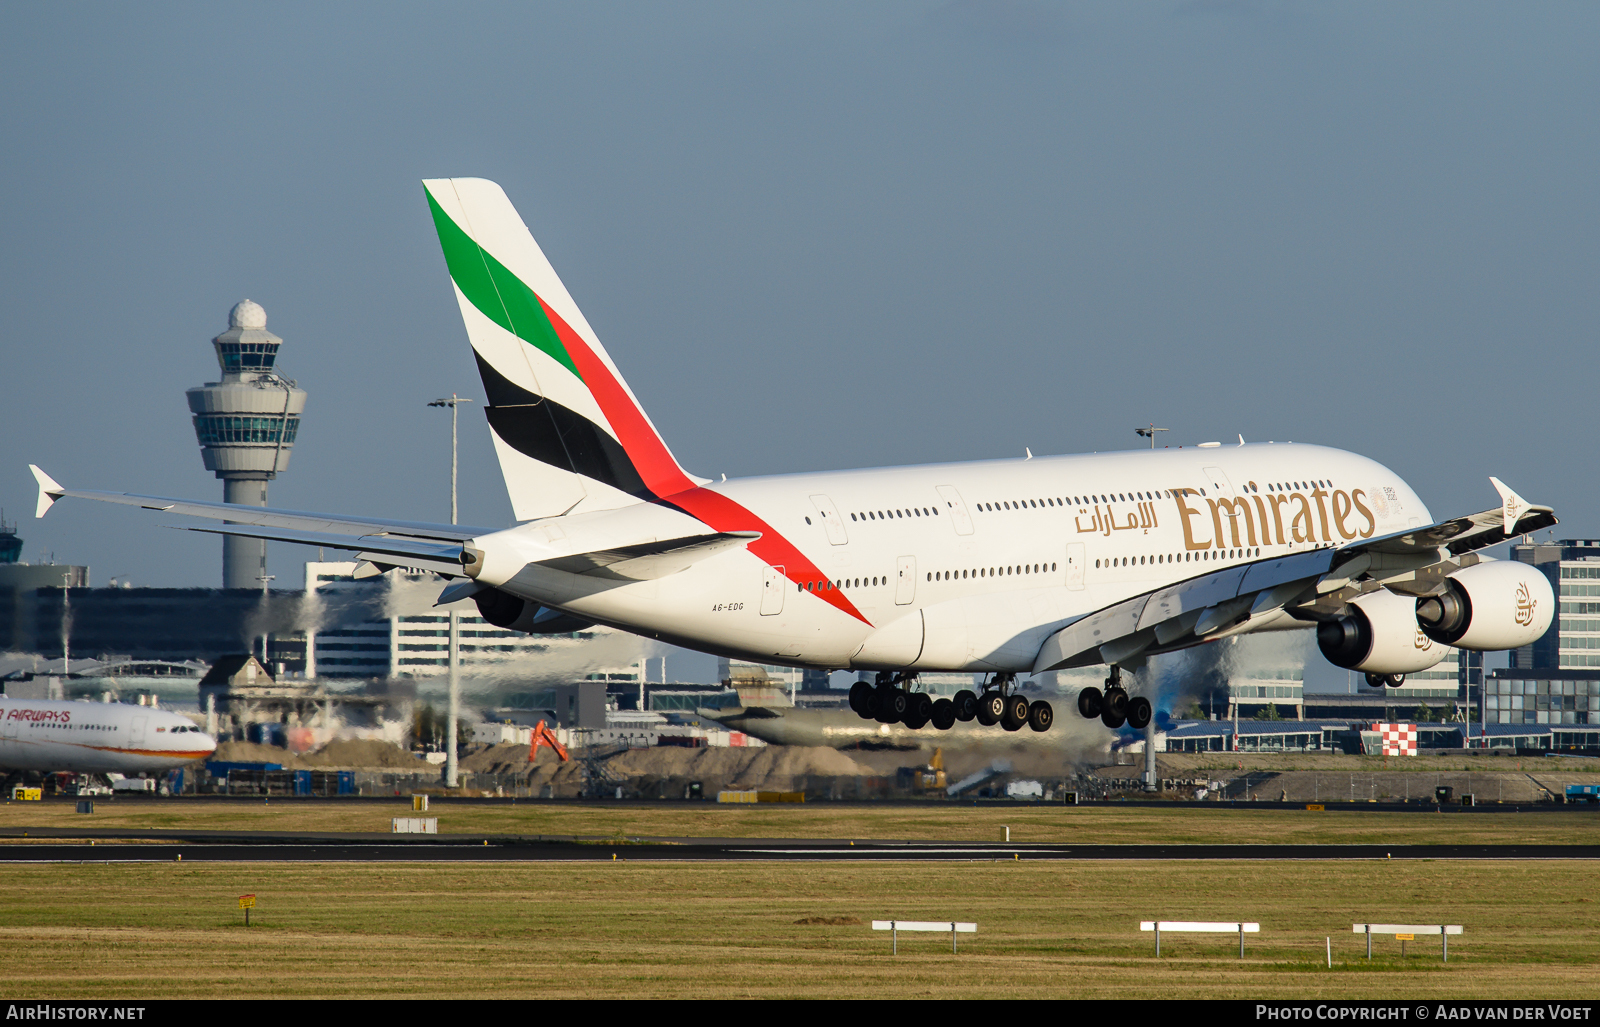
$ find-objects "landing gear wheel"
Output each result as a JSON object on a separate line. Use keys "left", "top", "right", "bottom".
{"left": 1077, "top": 686, "right": 1103, "bottom": 719}
{"left": 1101, "top": 688, "right": 1128, "bottom": 729}
{"left": 976, "top": 690, "right": 1004, "bottom": 726}
{"left": 849, "top": 681, "right": 874, "bottom": 718}
{"left": 875, "top": 683, "right": 906, "bottom": 723}
{"left": 1027, "top": 699, "right": 1054, "bottom": 733}
{"left": 952, "top": 690, "right": 978, "bottom": 723}
{"left": 1126, "top": 696, "right": 1152, "bottom": 731}
{"left": 1001, "top": 694, "right": 1031, "bottom": 732}
{"left": 904, "top": 692, "right": 934, "bottom": 730}
{"left": 930, "top": 697, "right": 956, "bottom": 731}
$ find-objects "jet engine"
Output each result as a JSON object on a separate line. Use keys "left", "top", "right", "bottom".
{"left": 1316, "top": 588, "right": 1447, "bottom": 675}
{"left": 1415, "top": 560, "right": 1554, "bottom": 651}
{"left": 473, "top": 588, "right": 596, "bottom": 634}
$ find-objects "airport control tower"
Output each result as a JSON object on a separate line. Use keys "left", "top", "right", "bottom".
{"left": 186, "top": 300, "right": 307, "bottom": 589}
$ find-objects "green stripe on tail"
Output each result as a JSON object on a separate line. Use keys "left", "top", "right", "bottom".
{"left": 425, "top": 188, "right": 580, "bottom": 379}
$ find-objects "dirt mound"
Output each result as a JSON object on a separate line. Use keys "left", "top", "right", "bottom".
{"left": 210, "top": 741, "right": 305, "bottom": 769}
{"left": 302, "top": 739, "right": 424, "bottom": 769}
{"left": 462, "top": 743, "right": 539, "bottom": 774}
{"left": 605, "top": 745, "right": 871, "bottom": 792}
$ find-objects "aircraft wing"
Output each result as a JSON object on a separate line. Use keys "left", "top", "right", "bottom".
{"left": 1034, "top": 477, "right": 1557, "bottom": 673}
{"left": 29, "top": 465, "right": 490, "bottom": 542}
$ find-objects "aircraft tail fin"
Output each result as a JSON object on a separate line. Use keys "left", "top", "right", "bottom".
{"left": 422, "top": 178, "right": 701, "bottom": 520}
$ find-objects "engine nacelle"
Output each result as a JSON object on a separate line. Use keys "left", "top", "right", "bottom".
{"left": 473, "top": 588, "right": 596, "bottom": 635}
{"left": 1317, "top": 588, "right": 1448, "bottom": 675}
{"left": 1416, "top": 560, "right": 1554, "bottom": 651}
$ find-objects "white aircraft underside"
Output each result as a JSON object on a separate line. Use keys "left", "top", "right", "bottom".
{"left": 28, "top": 177, "right": 1559, "bottom": 735}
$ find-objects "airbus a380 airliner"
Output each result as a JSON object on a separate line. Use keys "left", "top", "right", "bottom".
{"left": 30, "top": 178, "right": 1559, "bottom": 736}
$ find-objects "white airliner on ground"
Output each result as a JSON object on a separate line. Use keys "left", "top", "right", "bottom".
{"left": 30, "top": 178, "right": 1558, "bottom": 737}
{"left": 0, "top": 698, "right": 215, "bottom": 775}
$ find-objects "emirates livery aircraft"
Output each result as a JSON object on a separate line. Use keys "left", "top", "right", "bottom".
{"left": 31, "top": 178, "right": 1558, "bottom": 737}
{"left": 0, "top": 699, "right": 215, "bottom": 775}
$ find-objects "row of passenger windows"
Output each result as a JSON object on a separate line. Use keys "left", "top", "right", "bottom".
{"left": 928, "top": 563, "right": 1057, "bottom": 581}
{"left": 848, "top": 507, "right": 938, "bottom": 522}
{"left": 1096, "top": 548, "right": 1261, "bottom": 569}
{"left": 802, "top": 576, "right": 887, "bottom": 593}
{"left": 975, "top": 478, "right": 1338, "bottom": 512}
{"left": 981, "top": 491, "right": 1175, "bottom": 511}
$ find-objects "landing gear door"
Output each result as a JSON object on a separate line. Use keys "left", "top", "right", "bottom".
{"left": 935, "top": 486, "right": 974, "bottom": 535}
{"left": 809, "top": 495, "right": 849, "bottom": 545}
{"left": 1065, "top": 543, "right": 1085, "bottom": 590}
{"left": 761, "top": 564, "right": 786, "bottom": 616}
{"left": 895, "top": 555, "right": 917, "bottom": 606}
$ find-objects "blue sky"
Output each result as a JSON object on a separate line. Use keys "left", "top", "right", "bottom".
{"left": 3, "top": 2, "right": 1595, "bottom": 686}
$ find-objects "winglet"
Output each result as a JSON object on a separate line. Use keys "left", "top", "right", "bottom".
{"left": 1489, "top": 476, "right": 1530, "bottom": 536}
{"left": 29, "top": 465, "right": 63, "bottom": 519}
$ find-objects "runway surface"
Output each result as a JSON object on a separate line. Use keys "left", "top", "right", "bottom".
{"left": 1, "top": 828, "right": 1597, "bottom": 863}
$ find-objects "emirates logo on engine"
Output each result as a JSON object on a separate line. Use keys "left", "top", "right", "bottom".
{"left": 1414, "top": 628, "right": 1432, "bottom": 651}
{"left": 1516, "top": 582, "right": 1536, "bottom": 627}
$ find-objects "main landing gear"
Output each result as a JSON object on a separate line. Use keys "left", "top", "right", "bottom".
{"left": 849, "top": 671, "right": 1054, "bottom": 732}
{"left": 1076, "top": 665, "right": 1151, "bottom": 731}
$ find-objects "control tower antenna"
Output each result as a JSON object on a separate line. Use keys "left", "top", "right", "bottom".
{"left": 186, "top": 300, "right": 307, "bottom": 589}
{"left": 1134, "top": 424, "right": 1168, "bottom": 449}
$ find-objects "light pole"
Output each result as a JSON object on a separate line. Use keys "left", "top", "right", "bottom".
{"left": 429, "top": 395, "right": 473, "bottom": 788}
{"left": 1135, "top": 424, "right": 1169, "bottom": 449}
{"left": 256, "top": 574, "right": 275, "bottom": 666}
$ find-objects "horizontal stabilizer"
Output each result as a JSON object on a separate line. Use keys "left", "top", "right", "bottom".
{"left": 535, "top": 531, "right": 760, "bottom": 581}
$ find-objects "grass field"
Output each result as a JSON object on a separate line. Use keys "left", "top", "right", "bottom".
{"left": 1, "top": 799, "right": 1597, "bottom": 846}
{"left": 0, "top": 859, "right": 1594, "bottom": 999}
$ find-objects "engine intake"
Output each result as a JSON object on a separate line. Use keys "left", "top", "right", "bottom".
{"left": 473, "top": 588, "right": 595, "bottom": 635}
{"left": 1416, "top": 560, "right": 1553, "bottom": 651}
{"left": 1317, "top": 588, "right": 1447, "bottom": 675}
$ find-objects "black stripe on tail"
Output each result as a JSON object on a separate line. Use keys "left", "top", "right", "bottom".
{"left": 474, "top": 353, "right": 650, "bottom": 499}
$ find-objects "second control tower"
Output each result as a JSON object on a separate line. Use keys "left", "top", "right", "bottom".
{"left": 186, "top": 300, "right": 307, "bottom": 589}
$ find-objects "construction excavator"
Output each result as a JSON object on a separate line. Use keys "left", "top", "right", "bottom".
{"left": 527, "top": 721, "right": 570, "bottom": 764}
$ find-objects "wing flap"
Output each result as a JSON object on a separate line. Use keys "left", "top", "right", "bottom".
{"left": 180, "top": 523, "right": 466, "bottom": 567}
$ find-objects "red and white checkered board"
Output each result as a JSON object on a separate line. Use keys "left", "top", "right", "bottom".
{"left": 1375, "top": 722, "right": 1417, "bottom": 756}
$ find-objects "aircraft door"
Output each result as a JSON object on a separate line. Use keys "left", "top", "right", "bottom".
{"left": 935, "top": 486, "right": 974, "bottom": 535}
{"left": 809, "top": 495, "right": 849, "bottom": 545}
{"left": 895, "top": 556, "right": 917, "bottom": 606}
{"left": 130, "top": 716, "right": 148, "bottom": 750}
{"left": 0, "top": 712, "right": 16, "bottom": 741}
{"left": 1065, "top": 543, "right": 1085, "bottom": 590}
{"left": 1202, "top": 466, "right": 1236, "bottom": 498}
{"left": 760, "top": 564, "right": 786, "bottom": 616}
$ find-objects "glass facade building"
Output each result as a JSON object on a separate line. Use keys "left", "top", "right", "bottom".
{"left": 1486, "top": 668, "right": 1600, "bottom": 726}
{"left": 1511, "top": 538, "right": 1600, "bottom": 670}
